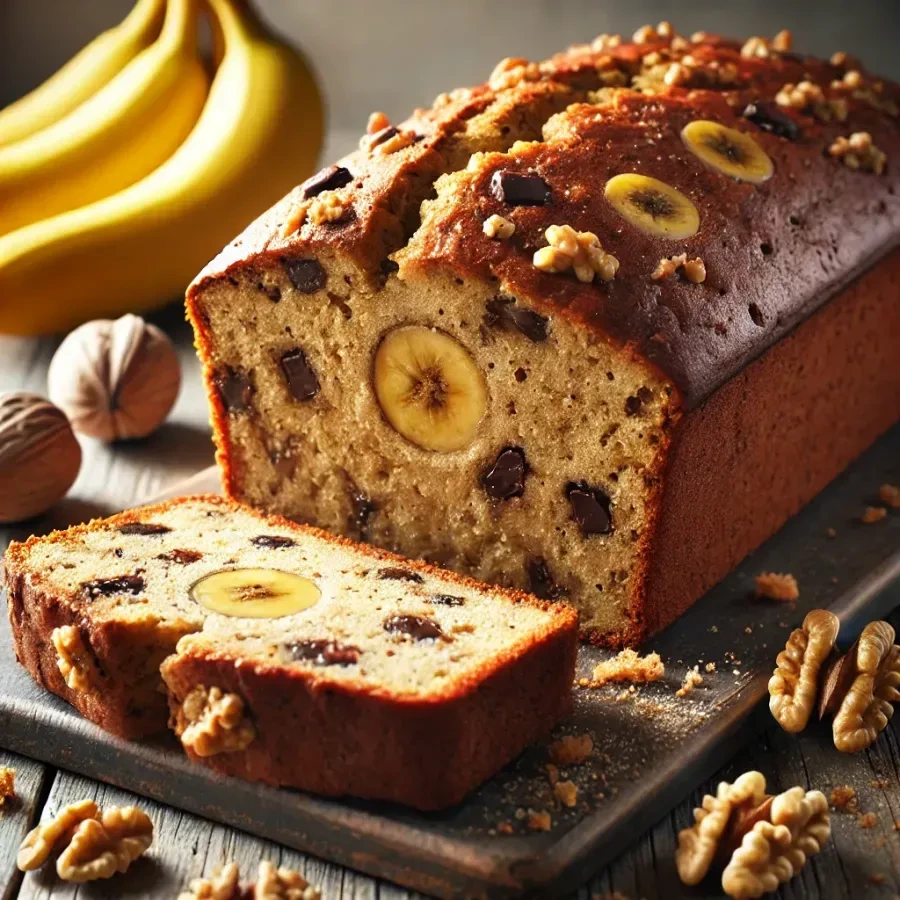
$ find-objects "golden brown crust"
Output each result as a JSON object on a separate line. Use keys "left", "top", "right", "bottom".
{"left": 161, "top": 614, "right": 576, "bottom": 810}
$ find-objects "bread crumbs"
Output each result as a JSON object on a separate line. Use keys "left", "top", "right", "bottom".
{"left": 545, "top": 763, "right": 559, "bottom": 786}
{"left": 527, "top": 809, "right": 552, "bottom": 831}
{"left": 830, "top": 785, "right": 858, "bottom": 812}
{"left": 705, "top": 662, "right": 717, "bottom": 673}
{"left": 879, "top": 484, "right": 900, "bottom": 508}
{"left": 868, "top": 874, "right": 887, "bottom": 886}
{"left": 826, "top": 527, "right": 837, "bottom": 538}
{"left": 497, "top": 821, "right": 513, "bottom": 834}
{"left": 859, "top": 812, "right": 878, "bottom": 829}
{"left": 755, "top": 572, "right": 799, "bottom": 602}
{"left": 676, "top": 667, "right": 703, "bottom": 697}
{"left": 862, "top": 506, "right": 888, "bottom": 523}
{"left": 548, "top": 733, "right": 593, "bottom": 765}
{"left": 589, "top": 649, "right": 664, "bottom": 686}
{"left": 0, "top": 767, "right": 14, "bottom": 806}
{"left": 554, "top": 780, "right": 578, "bottom": 808}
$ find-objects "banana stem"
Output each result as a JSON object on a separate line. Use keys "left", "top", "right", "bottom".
{"left": 160, "top": 0, "right": 201, "bottom": 49}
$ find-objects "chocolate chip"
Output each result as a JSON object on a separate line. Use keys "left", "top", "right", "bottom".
{"left": 527, "top": 558, "right": 566, "bottom": 600}
{"left": 157, "top": 549, "right": 203, "bottom": 565}
{"left": 484, "top": 295, "right": 549, "bottom": 342}
{"left": 283, "top": 257, "right": 327, "bottom": 294}
{"left": 428, "top": 594, "right": 465, "bottom": 607}
{"left": 300, "top": 164, "right": 353, "bottom": 199}
{"left": 376, "top": 257, "right": 400, "bottom": 289}
{"left": 624, "top": 387, "right": 653, "bottom": 416}
{"left": 349, "top": 481, "right": 376, "bottom": 541}
{"left": 287, "top": 638, "right": 360, "bottom": 666}
{"left": 377, "top": 567, "right": 424, "bottom": 584}
{"left": 82, "top": 575, "right": 145, "bottom": 600}
{"left": 566, "top": 482, "right": 612, "bottom": 535}
{"left": 213, "top": 365, "right": 254, "bottom": 413}
{"left": 368, "top": 125, "right": 399, "bottom": 148}
{"left": 742, "top": 101, "right": 801, "bottom": 141}
{"left": 482, "top": 447, "right": 527, "bottom": 500}
{"left": 251, "top": 535, "right": 296, "bottom": 549}
{"left": 280, "top": 348, "right": 319, "bottom": 402}
{"left": 489, "top": 170, "right": 551, "bottom": 206}
{"left": 118, "top": 523, "right": 171, "bottom": 536}
{"left": 383, "top": 614, "right": 443, "bottom": 641}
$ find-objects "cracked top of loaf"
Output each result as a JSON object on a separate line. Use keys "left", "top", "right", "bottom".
{"left": 189, "top": 25, "right": 900, "bottom": 407}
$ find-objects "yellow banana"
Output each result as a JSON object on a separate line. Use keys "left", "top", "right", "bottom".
{"left": 0, "top": 0, "right": 323, "bottom": 336}
{"left": 0, "top": 0, "right": 209, "bottom": 236}
{"left": 0, "top": 0, "right": 166, "bottom": 148}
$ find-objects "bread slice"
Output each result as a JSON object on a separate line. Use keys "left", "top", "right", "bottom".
{"left": 4, "top": 495, "right": 577, "bottom": 809}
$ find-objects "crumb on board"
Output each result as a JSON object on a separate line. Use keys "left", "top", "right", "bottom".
{"left": 548, "top": 733, "right": 594, "bottom": 766}
{"left": 861, "top": 506, "right": 888, "bottom": 523}
{"left": 879, "top": 484, "right": 900, "bottom": 508}
{"left": 868, "top": 874, "right": 887, "bottom": 886}
{"left": 589, "top": 649, "right": 665, "bottom": 686}
{"left": 859, "top": 812, "right": 878, "bottom": 829}
{"left": 554, "top": 780, "right": 578, "bottom": 808}
{"left": 0, "top": 767, "right": 14, "bottom": 806}
{"left": 527, "top": 809, "right": 552, "bottom": 831}
{"left": 497, "top": 821, "right": 513, "bottom": 834}
{"left": 705, "top": 662, "right": 717, "bottom": 673}
{"left": 755, "top": 572, "right": 799, "bottom": 602}
{"left": 871, "top": 779, "right": 890, "bottom": 789}
{"left": 676, "top": 667, "right": 703, "bottom": 697}
{"left": 744, "top": 625, "right": 753, "bottom": 634}
{"left": 830, "top": 785, "right": 858, "bottom": 812}
{"left": 826, "top": 527, "right": 837, "bottom": 538}
{"left": 545, "top": 763, "right": 559, "bottom": 786}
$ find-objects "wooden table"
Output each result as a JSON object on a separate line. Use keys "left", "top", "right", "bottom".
{"left": 1, "top": 305, "right": 899, "bottom": 899}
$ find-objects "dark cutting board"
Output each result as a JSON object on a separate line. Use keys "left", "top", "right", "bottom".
{"left": 2, "top": 427, "right": 899, "bottom": 899}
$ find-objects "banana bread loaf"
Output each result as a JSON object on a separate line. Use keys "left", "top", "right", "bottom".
{"left": 4, "top": 495, "right": 577, "bottom": 808}
{"left": 186, "top": 25, "right": 900, "bottom": 646}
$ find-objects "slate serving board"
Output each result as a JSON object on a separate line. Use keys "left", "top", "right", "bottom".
{"left": 1, "top": 427, "right": 899, "bottom": 899}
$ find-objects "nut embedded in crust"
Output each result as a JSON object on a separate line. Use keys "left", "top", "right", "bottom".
{"left": 652, "top": 253, "right": 707, "bottom": 283}
{"left": 828, "top": 132, "right": 887, "bottom": 175}
{"left": 176, "top": 685, "right": 256, "bottom": 757}
{"left": 482, "top": 214, "right": 516, "bottom": 239}
{"left": 768, "top": 609, "right": 840, "bottom": 733}
{"left": 52, "top": 625, "right": 99, "bottom": 692}
{"left": 533, "top": 224, "right": 619, "bottom": 283}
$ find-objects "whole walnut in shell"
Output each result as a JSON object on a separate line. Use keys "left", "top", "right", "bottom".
{"left": 0, "top": 393, "right": 81, "bottom": 523}
{"left": 48, "top": 314, "right": 181, "bottom": 442}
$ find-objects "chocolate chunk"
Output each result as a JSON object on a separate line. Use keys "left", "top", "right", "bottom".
{"left": 742, "top": 101, "right": 801, "bottom": 141}
{"left": 118, "top": 523, "right": 171, "bottom": 536}
{"left": 280, "top": 348, "right": 320, "bottom": 402}
{"left": 428, "top": 594, "right": 465, "bottom": 607}
{"left": 300, "top": 164, "right": 353, "bottom": 199}
{"left": 489, "top": 170, "right": 551, "bottom": 206}
{"left": 368, "top": 125, "right": 399, "bottom": 148}
{"left": 282, "top": 257, "right": 327, "bottom": 294}
{"left": 251, "top": 535, "right": 296, "bottom": 549}
{"left": 566, "top": 482, "right": 613, "bottom": 536}
{"left": 482, "top": 447, "right": 527, "bottom": 500}
{"left": 377, "top": 567, "right": 424, "bottom": 584}
{"left": 157, "top": 549, "right": 203, "bottom": 565}
{"left": 213, "top": 365, "right": 254, "bottom": 413}
{"left": 287, "top": 638, "right": 360, "bottom": 666}
{"left": 384, "top": 614, "right": 443, "bottom": 641}
{"left": 376, "top": 257, "right": 400, "bottom": 289}
{"left": 349, "top": 481, "right": 376, "bottom": 541}
{"left": 527, "top": 558, "right": 566, "bottom": 600}
{"left": 484, "top": 295, "right": 549, "bottom": 342}
{"left": 624, "top": 387, "right": 653, "bottom": 416}
{"left": 82, "top": 575, "right": 145, "bottom": 600}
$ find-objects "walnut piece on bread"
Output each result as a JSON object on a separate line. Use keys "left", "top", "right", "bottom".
{"left": 56, "top": 805, "right": 153, "bottom": 882}
{"left": 52, "top": 625, "right": 99, "bottom": 692}
{"left": 175, "top": 685, "right": 256, "bottom": 757}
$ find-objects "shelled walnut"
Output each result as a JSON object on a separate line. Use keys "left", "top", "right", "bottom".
{"left": 17, "top": 799, "right": 99, "bottom": 870}
{"left": 52, "top": 625, "right": 99, "bottom": 692}
{"left": 676, "top": 771, "right": 830, "bottom": 899}
{"left": 175, "top": 685, "right": 256, "bottom": 757}
{"left": 178, "top": 863, "right": 242, "bottom": 900}
{"left": 56, "top": 805, "right": 153, "bottom": 882}
{"left": 768, "top": 613, "right": 900, "bottom": 752}
{"left": 255, "top": 860, "right": 321, "bottom": 900}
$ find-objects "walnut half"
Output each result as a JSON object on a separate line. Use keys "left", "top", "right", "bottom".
{"left": 56, "top": 806, "right": 153, "bottom": 882}
{"left": 677, "top": 772, "right": 830, "bottom": 899}
{"left": 175, "top": 685, "right": 256, "bottom": 757}
{"left": 52, "top": 625, "right": 100, "bottom": 692}
{"left": 768, "top": 610, "right": 839, "bottom": 732}
{"left": 255, "top": 860, "right": 321, "bottom": 900}
{"left": 177, "top": 862, "right": 242, "bottom": 900}
{"left": 17, "top": 799, "right": 98, "bottom": 871}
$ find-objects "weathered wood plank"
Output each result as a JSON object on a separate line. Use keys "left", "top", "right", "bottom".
{"left": 0, "top": 751, "right": 52, "bottom": 900}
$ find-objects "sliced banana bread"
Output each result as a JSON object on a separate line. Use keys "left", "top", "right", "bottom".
{"left": 4, "top": 495, "right": 577, "bottom": 808}
{"left": 187, "top": 27, "right": 900, "bottom": 646}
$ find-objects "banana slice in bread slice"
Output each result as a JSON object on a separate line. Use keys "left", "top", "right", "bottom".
{"left": 3, "top": 494, "right": 577, "bottom": 809}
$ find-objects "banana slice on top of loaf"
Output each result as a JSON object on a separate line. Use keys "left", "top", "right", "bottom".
{"left": 4, "top": 495, "right": 577, "bottom": 809}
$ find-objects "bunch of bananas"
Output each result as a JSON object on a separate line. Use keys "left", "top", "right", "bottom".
{"left": 0, "top": 0, "right": 323, "bottom": 335}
